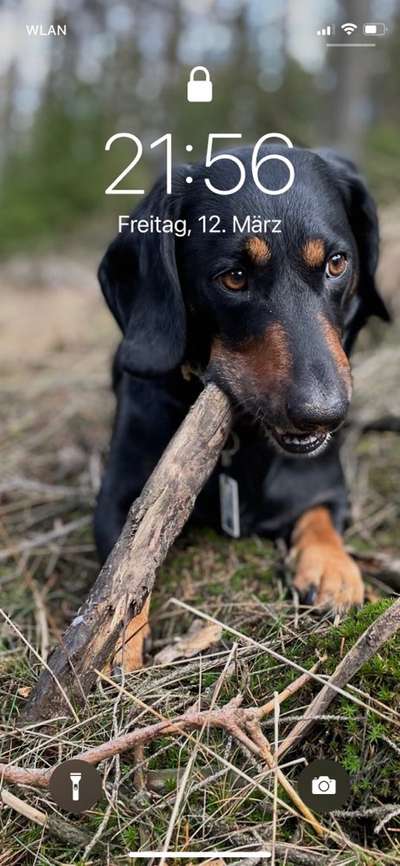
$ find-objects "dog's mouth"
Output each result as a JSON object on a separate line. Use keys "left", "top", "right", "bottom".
{"left": 270, "top": 428, "right": 330, "bottom": 455}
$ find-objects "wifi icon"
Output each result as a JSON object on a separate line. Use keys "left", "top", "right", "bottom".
{"left": 341, "top": 21, "right": 358, "bottom": 35}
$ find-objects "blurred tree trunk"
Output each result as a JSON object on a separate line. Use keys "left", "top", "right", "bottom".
{"left": 323, "top": 0, "right": 376, "bottom": 161}
{"left": 0, "top": 61, "right": 18, "bottom": 176}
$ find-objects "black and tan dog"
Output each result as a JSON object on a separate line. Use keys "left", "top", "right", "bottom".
{"left": 95, "top": 146, "right": 389, "bottom": 666}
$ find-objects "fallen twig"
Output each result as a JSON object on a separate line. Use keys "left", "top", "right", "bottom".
{"left": 0, "top": 663, "right": 317, "bottom": 789}
{"left": 1, "top": 660, "right": 395, "bottom": 860}
{"left": 244, "top": 718, "right": 324, "bottom": 837}
{"left": 278, "top": 597, "right": 400, "bottom": 758}
{"left": 0, "top": 788, "right": 92, "bottom": 847}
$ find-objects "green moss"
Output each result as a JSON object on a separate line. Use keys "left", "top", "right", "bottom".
{"left": 302, "top": 600, "right": 400, "bottom": 685}
{"left": 122, "top": 826, "right": 140, "bottom": 849}
{"left": 342, "top": 743, "right": 364, "bottom": 774}
{"left": 157, "top": 528, "right": 278, "bottom": 605}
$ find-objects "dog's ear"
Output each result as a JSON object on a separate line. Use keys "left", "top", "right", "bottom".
{"left": 98, "top": 173, "right": 186, "bottom": 376}
{"left": 315, "top": 149, "right": 390, "bottom": 350}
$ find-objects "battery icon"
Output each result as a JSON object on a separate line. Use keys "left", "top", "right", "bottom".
{"left": 363, "top": 23, "right": 386, "bottom": 35}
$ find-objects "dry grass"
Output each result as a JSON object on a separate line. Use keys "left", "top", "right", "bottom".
{"left": 0, "top": 261, "right": 400, "bottom": 865}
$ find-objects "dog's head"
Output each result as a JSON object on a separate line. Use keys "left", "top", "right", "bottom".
{"left": 99, "top": 146, "right": 389, "bottom": 456}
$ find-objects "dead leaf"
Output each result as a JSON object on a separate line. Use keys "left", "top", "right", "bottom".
{"left": 154, "top": 618, "right": 222, "bottom": 664}
{"left": 17, "top": 686, "right": 31, "bottom": 698}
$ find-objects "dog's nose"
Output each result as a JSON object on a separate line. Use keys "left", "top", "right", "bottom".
{"left": 286, "top": 391, "right": 349, "bottom": 432}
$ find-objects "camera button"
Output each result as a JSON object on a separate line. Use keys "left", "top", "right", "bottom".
{"left": 297, "top": 758, "right": 351, "bottom": 813}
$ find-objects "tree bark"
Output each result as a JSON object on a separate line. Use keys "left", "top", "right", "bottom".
{"left": 23, "top": 383, "right": 232, "bottom": 722}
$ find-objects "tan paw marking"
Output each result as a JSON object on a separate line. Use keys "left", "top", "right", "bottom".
{"left": 290, "top": 507, "right": 364, "bottom": 612}
{"left": 292, "top": 543, "right": 364, "bottom": 611}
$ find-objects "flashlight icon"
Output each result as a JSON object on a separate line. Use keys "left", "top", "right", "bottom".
{"left": 69, "top": 772, "right": 82, "bottom": 802}
{"left": 363, "top": 23, "right": 387, "bottom": 35}
{"left": 50, "top": 760, "right": 101, "bottom": 813}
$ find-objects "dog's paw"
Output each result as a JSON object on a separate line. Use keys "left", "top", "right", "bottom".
{"left": 291, "top": 543, "right": 364, "bottom": 612}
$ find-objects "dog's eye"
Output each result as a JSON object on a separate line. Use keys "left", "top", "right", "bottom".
{"left": 326, "top": 253, "right": 348, "bottom": 279}
{"left": 219, "top": 269, "right": 247, "bottom": 291}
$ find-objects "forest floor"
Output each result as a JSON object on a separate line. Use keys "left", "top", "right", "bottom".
{"left": 0, "top": 238, "right": 400, "bottom": 866}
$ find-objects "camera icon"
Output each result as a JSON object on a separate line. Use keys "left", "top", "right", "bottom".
{"left": 298, "top": 760, "right": 350, "bottom": 812}
{"left": 312, "top": 775, "right": 336, "bottom": 795}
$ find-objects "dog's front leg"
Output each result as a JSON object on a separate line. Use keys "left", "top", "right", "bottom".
{"left": 290, "top": 506, "right": 364, "bottom": 611}
{"left": 113, "top": 596, "right": 151, "bottom": 671}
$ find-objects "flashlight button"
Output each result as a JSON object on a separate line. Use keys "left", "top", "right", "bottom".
{"left": 49, "top": 759, "right": 102, "bottom": 814}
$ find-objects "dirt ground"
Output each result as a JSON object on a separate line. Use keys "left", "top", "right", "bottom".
{"left": 0, "top": 223, "right": 400, "bottom": 865}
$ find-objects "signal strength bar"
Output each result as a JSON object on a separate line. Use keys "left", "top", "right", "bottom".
{"left": 317, "top": 24, "right": 335, "bottom": 36}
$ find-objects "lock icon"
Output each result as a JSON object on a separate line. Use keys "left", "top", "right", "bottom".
{"left": 187, "top": 67, "right": 213, "bottom": 103}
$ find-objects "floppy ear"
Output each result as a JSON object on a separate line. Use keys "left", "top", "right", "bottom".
{"left": 315, "top": 150, "right": 390, "bottom": 351}
{"left": 98, "top": 174, "right": 186, "bottom": 376}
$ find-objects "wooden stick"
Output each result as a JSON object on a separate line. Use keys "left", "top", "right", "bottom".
{"left": 0, "top": 788, "right": 91, "bottom": 846}
{"left": 1, "top": 788, "right": 46, "bottom": 825}
{"left": 23, "top": 383, "right": 232, "bottom": 722}
{"left": 278, "top": 597, "right": 400, "bottom": 758}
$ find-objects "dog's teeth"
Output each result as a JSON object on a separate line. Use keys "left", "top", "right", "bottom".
{"left": 283, "top": 434, "right": 317, "bottom": 445}
{"left": 273, "top": 429, "right": 329, "bottom": 455}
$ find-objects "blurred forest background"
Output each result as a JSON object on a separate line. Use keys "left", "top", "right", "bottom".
{"left": 0, "top": 0, "right": 400, "bottom": 254}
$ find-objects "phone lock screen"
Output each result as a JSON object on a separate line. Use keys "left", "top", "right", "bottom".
{"left": 0, "top": 2, "right": 399, "bottom": 865}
